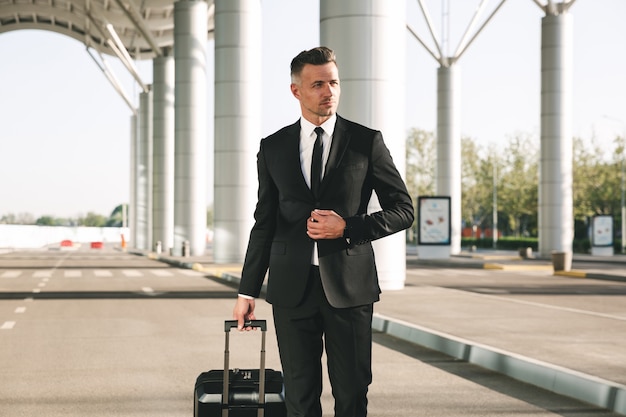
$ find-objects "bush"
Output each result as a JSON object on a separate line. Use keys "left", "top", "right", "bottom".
{"left": 462, "top": 237, "right": 625, "bottom": 254}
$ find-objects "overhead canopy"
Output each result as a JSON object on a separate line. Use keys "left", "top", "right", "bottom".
{"left": 0, "top": 0, "right": 215, "bottom": 60}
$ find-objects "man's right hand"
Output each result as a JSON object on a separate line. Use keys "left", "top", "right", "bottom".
{"left": 233, "top": 296, "right": 256, "bottom": 330}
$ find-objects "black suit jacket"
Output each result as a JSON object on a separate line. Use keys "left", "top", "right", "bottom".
{"left": 239, "top": 115, "right": 414, "bottom": 308}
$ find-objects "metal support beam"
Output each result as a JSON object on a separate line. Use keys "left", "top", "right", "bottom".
{"left": 86, "top": 47, "right": 137, "bottom": 115}
{"left": 112, "top": 0, "right": 163, "bottom": 58}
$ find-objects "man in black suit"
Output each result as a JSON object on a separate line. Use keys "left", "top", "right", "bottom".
{"left": 233, "top": 46, "right": 414, "bottom": 417}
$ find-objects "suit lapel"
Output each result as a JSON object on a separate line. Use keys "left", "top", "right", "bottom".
{"left": 320, "top": 115, "right": 350, "bottom": 194}
{"left": 283, "top": 120, "right": 313, "bottom": 197}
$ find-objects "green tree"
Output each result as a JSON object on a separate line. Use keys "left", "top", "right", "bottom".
{"left": 106, "top": 204, "right": 127, "bottom": 227}
{"left": 0, "top": 212, "right": 36, "bottom": 225}
{"left": 461, "top": 137, "right": 494, "bottom": 230}
{"left": 405, "top": 126, "right": 626, "bottom": 242}
{"left": 405, "top": 128, "right": 436, "bottom": 199}
{"left": 405, "top": 128, "right": 436, "bottom": 241}
{"left": 0, "top": 213, "right": 17, "bottom": 224}
{"left": 497, "top": 133, "right": 538, "bottom": 236}
{"left": 35, "top": 216, "right": 57, "bottom": 226}
{"left": 79, "top": 212, "right": 107, "bottom": 227}
{"left": 573, "top": 136, "right": 621, "bottom": 217}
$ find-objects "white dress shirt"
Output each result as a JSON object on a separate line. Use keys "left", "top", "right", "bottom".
{"left": 300, "top": 115, "right": 336, "bottom": 266}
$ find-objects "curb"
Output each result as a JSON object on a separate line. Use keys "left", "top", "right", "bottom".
{"left": 555, "top": 270, "right": 626, "bottom": 282}
{"left": 372, "top": 314, "right": 626, "bottom": 415}
{"left": 483, "top": 263, "right": 553, "bottom": 271}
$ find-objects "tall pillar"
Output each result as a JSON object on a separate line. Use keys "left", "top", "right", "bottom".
{"left": 152, "top": 52, "right": 175, "bottom": 254}
{"left": 437, "top": 65, "right": 462, "bottom": 255}
{"left": 539, "top": 13, "right": 573, "bottom": 257}
{"left": 321, "top": 0, "right": 408, "bottom": 290}
{"left": 174, "top": 0, "right": 208, "bottom": 256}
{"left": 213, "top": 0, "right": 261, "bottom": 263}
{"left": 136, "top": 89, "right": 153, "bottom": 250}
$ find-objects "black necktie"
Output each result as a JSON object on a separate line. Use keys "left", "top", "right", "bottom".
{"left": 311, "top": 127, "right": 324, "bottom": 198}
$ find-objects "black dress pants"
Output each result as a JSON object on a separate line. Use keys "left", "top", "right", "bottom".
{"left": 272, "top": 266, "right": 373, "bottom": 417}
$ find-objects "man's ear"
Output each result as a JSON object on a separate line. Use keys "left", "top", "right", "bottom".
{"left": 290, "top": 83, "right": 300, "bottom": 99}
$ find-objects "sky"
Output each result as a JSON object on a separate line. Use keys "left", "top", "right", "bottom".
{"left": 1, "top": 0, "right": 625, "bottom": 219}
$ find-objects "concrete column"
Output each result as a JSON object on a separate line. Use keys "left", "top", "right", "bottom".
{"left": 174, "top": 0, "right": 208, "bottom": 256}
{"left": 321, "top": 0, "right": 408, "bottom": 290}
{"left": 436, "top": 65, "right": 462, "bottom": 255}
{"left": 539, "top": 13, "right": 574, "bottom": 257}
{"left": 213, "top": 0, "right": 261, "bottom": 263}
{"left": 136, "top": 89, "right": 153, "bottom": 250}
{"left": 129, "top": 114, "right": 137, "bottom": 249}
{"left": 152, "top": 53, "right": 175, "bottom": 254}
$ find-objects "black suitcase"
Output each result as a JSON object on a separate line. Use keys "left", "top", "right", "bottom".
{"left": 194, "top": 320, "right": 287, "bottom": 417}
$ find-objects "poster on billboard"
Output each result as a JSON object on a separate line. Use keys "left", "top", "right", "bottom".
{"left": 592, "top": 215, "right": 613, "bottom": 247}
{"left": 418, "top": 196, "right": 451, "bottom": 245}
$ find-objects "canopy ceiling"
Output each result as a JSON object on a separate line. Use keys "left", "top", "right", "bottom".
{"left": 0, "top": 0, "right": 215, "bottom": 60}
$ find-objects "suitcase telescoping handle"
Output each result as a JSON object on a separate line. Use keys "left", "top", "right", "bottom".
{"left": 222, "top": 319, "right": 267, "bottom": 417}
{"left": 224, "top": 319, "right": 267, "bottom": 332}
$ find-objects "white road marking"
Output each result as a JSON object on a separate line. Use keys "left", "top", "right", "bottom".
{"left": 64, "top": 270, "right": 82, "bottom": 278}
{"left": 122, "top": 270, "right": 142, "bottom": 277}
{"left": 32, "top": 288, "right": 41, "bottom": 293}
{"left": 142, "top": 287, "right": 154, "bottom": 293}
{"left": 24, "top": 297, "right": 34, "bottom": 302}
{"left": 150, "top": 269, "right": 173, "bottom": 277}
{"left": 33, "top": 271, "right": 52, "bottom": 278}
{"left": 1, "top": 271, "right": 21, "bottom": 278}
{"left": 94, "top": 270, "right": 113, "bottom": 277}
{"left": 443, "top": 287, "right": 626, "bottom": 322}
{"left": 15, "top": 307, "right": 26, "bottom": 314}
{"left": 1, "top": 321, "right": 16, "bottom": 330}
{"left": 37, "top": 283, "right": 46, "bottom": 287}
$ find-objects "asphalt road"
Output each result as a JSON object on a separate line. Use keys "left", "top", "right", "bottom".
{"left": 1, "top": 246, "right": 624, "bottom": 416}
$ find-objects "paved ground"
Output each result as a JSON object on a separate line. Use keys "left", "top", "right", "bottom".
{"left": 1, "top": 245, "right": 625, "bottom": 416}
{"left": 156, "top": 246, "right": 626, "bottom": 416}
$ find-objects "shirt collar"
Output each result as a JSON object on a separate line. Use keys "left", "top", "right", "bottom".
{"left": 301, "top": 114, "right": 337, "bottom": 138}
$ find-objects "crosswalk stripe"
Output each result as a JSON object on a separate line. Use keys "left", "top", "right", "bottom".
{"left": 1, "top": 321, "right": 16, "bottom": 330}
{"left": 2, "top": 268, "right": 206, "bottom": 279}
{"left": 150, "top": 269, "right": 174, "bottom": 277}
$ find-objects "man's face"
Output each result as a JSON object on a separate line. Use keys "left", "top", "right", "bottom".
{"left": 291, "top": 62, "right": 340, "bottom": 124}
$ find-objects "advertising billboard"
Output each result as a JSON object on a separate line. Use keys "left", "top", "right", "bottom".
{"left": 417, "top": 196, "right": 451, "bottom": 245}
{"left": 592, "top": 215, "right": 613, "bottom": 247}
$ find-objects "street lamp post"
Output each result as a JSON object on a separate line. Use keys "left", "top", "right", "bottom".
{"left": 621, "top": 158, "right": 626, "bottom": 253}
{"left": 493, "top": 162, "right": 498, "bottom": 249}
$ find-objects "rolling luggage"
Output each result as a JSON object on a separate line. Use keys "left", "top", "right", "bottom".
{"left": 194, "top": 320, "right": 287, "bottom": 417}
